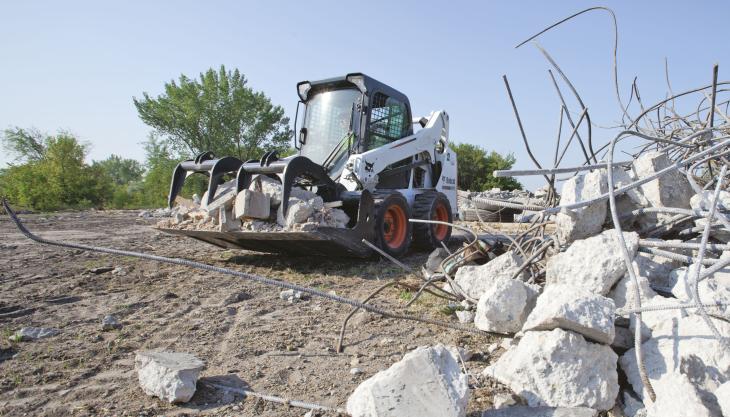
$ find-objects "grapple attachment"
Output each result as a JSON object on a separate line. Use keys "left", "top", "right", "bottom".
{"left": 168, "top": 152, "right": 243, "bottom": 208}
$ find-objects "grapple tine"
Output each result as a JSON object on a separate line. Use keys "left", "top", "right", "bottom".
{"left": 167, "top": 152, "right": 243, "bottom": 208}
{"left": 168, "top": 163, "right": 190, "bottom": 209}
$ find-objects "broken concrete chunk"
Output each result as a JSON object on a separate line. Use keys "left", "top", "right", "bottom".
{"left": 481, "top": 406, "right": 599, "bottom": 417}
{"left": 671, "top": 264, "right": 730, "bottom": 320}
{"left": 484, "top": 328, "right": 618, "bottom": 410}
{"left": 522, "top": 284, "right": 615, "bottom": 344}
{"left": 426, "top": 248, "right": 450, "bottom": 273}
{"left": 455, "top": 310, "right": 475, "bottom": 324}
{"left": 101, "top": 315, "right": 122, "bottom": 331}
{"left": 218, "top": 207, "right": 241, "bottom": 232}
{"left": 620, "top": 389, "right": 645, "bottom": 417}
{"left": 645, "top": 373, "right": 716, "bottom": 417}
{"left": 202, "top": 179, "right": 237, "bottom": 214}
{"left": 715, "top": 381, "right": 730, "bottom": 417}
{"left": 279, "top": 289, "right": 305, "bottom": 303}
{"left": 474, "top": 277, "right": 538, "bottom": 334}
{"left": 10, "top": 327, "right": 60, "bottom": 341}
{"left": 555, "top": 169, "right": 608, "bottom": 244}
{"left": 234, "top": 189, "right": 270, "bottom": 220}
{"left": 346, "top": 344, "right": 469, "bottom": 417}
{"left": 632, "top": 151, "right": 693, "bottom": 211}
{"left": 453, "top": 251, "right": 528, "bottom": 300}
{"left": 546, "top": 229, "right": 640, "bottom": 295}
{"left": 608, "top": 273, "right": 657, "bottom": 310}
{"left": 135, "top": 351, "right": 205, "bottom": 403}
{"left": 619, "top": 315, "right": 730, "bottom": 402}
{"left": 250, "top": 175, "right": 284, "bottom": 207}
{"left": 690, "top": 190, "right": 730, "bottom": 212}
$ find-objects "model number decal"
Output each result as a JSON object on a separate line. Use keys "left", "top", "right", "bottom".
{"left": 441, "top": 176, "right": 455, "bottom": 185}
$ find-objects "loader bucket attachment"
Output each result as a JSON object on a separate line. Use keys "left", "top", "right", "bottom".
{"left": 168, "top": 152, "right": 243, "bottom": 208}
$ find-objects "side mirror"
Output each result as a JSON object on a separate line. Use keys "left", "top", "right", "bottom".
{"left": 299, "top": 127, "right": 308, "bottom": 145}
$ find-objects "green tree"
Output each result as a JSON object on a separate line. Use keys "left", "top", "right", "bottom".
{"left": 451, "top": 142, "right": 522, "bottom": 191}
{"left": 0, "top": 128, "right": 112, "bottom": 210}
{"left": 133, "top": 65, "right": 292, "bottom": 161}
{"left": 93, "top": 154, "right": 144, "bottom": 185}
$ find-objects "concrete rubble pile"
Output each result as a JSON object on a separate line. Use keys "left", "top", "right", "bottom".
{"left": 424, "top": 142, "right": 730, "bottom": 416}
{"left": 153, "top": 175, "right": 350, "bottom": 233}
{"left": 458, "top": 188, "right": 547, "bottom": 223}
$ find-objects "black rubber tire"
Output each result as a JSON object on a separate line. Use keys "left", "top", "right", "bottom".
{"left": 412, "top": 192, "right": 453, "bottom": 249}
{"left": 373, "top": 192, "right": 412, "bottom": 258}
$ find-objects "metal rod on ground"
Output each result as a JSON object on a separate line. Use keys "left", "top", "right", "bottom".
{"left": 202, "top": 381, "right": 346, "bottom": 414}
{"left": 1, "top": 199, "right": 491, "bottom": 339}
{"left": 361, "top": 239, "right": 413, "bottom": 273}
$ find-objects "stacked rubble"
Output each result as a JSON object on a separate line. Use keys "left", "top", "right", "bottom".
{"left": 154, "top": 175, "right": 349, "bottom": 233}
{"left": 430, "top": 143, "right": 730, "bottom": 415}
{"left": 458, "top": 188, "right": 546, "bottom": 223}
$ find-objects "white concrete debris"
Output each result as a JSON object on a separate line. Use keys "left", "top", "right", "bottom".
{"left": 474, "top": 277, "right": 538, "bottom": 334}
{"left": 632, "top": 240, "right": 683, "bottom": 289}
{"left": 346, "top": 344, "right": 469, "bottom": 417}
{"left": 671, "top": 264, "right": 730, "bottom": 319}
{"left": 101, "top": 314, "right": 122, "bottom": 331}
{"left": 546, "top": 230, "right": 640, "bottom": 295}
{"left": 555, "top": 169, "right": 608, "bottom": 244}
{"left": 234, "top": 189, "right": 270, "bottom": 220}
{"left": 481, "top": 406, "right": 599, "bottom": 417}
{"left": 645, "top": 373, "right": 716, "bottom": 417}
{"left": 250, "top": 174, "right": 284, "bottom": 207}
{"left": 522, "top": 284, "right": 615, "bottom": 344}
{"left": 10, "top": 327, "right": 60, "bottom": 341}
{"left": 455, "top": 310, "right": 475, "bottom": 324}
{"left": 690, "top": 190, "right": 730, "bottom": 212}
{"left": 619, "top": 315, "right": 730, "bottom": 402}
{"left": 453, "top": 251, "right": 528, "bottom": 300}
{"left": 484, "top": 328, "right": 618, "bottom": 410}
{"left": 135, "top": 351, "right": 205, "bottom": 403}
{"left": 632, "top": 151, "right": 693, "bottom": 213}
{"left": 202, "top": 180, "right": 237, "bottom": 215}
{"left": 491, "top": 393, "right": 517, "bottom": 409}
{"left": 280, "top": 289, "right": 305, "bottom": 303}
{"left": 621, "top": 389, "right": 645, "bottom": 417}
{"left": 715, "top": 381, "right": 730, "bottom": 417}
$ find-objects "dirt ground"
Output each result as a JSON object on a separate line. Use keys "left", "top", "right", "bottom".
{"left": 0, "top": 210, "right": 516, "bottom": 416}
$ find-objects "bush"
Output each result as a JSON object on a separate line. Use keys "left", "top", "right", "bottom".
{"left": 451, "top": 142, "right": 522, "bottom": 191}
{"left": 0, "top": 130, "right": 112, "bottom": 211}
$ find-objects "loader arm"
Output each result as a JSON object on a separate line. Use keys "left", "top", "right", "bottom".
{"left": 338, "top": 110, "right": 458, "bottom": 215}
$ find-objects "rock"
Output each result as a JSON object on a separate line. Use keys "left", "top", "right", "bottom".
{"left": 481, "top": 406, "right": 599, "bottom": 417}
{"left": 632, "top": 151, "right": 693, "bottom": 214}
{"left": 218, "top": 207, "right": 241, "bottom": 232}
{"left": 555, "top": 169, "right": 608, "bottom": 244}
{"left": 10, "top": 327, "right": 60, "bottom": 341}
{"left": 426, "top": 248, "right": 450, "bottom": 273}
{"left": 619, "top": 315, "right": 730, "bottom": 402}
{"left": 522, "top": 285, "right": 615, "bottom": 344}
{"left": 671, "top": 264, "right": 730, "bottom": 319}
{"left": 484, "top": 329, "right": 618, "bottom": 410}
{"left": 101, "top": 315, "right": 122, "bottom": 331}
{"left": 715, "top": 381, "right": 730, "bottom": 417}
{"left": 690, "top": 190, "right": 730, "bottom": 212}
{"left": 453, "top": 251, "right": 528, "bottom": 300}
{"left": 234, "top": 189, "right": 270, "bottom": 220}
{"left": 546, "top": 230, "right": 640, "bottom": 295}
{"left": 632, "top": 242, "right": 683, "bottom": 290}
{"left": 135, "top": 351, "right": 205, "bottom": 403}
{"left": 346, "top": 344, "right": 469, "bottom": 417}
{"left": 202, "top": 180, "right": 237, "bottom": 214}
{"left": 645, "top": 373, "right": 716, "bottom": 417}
{"left": 474, "top": 277, "right": 538, "bottom": 334}
{"left": 492, "top": 393, "right": 517, "bottom": 409}
{"left": 611, "top": 325, "right": 634, "bottom": 351}
{"left": 89, "top": 266, "right": 114, "bottom": 274}
{"left": 608, "top": 274, "right": 657, "bottom": 310}
{"left": 456, "top": 310, "right": 475, "bottom": 324}
{"left": 621, "top": 389, "right": 645, "bottom": 417}
{"left": 111, "top": 266, "right": 128, "bottom": 276}
{"left": 350, "top": 367, "right": 364, "bottom": 375}
{"left": 280, "top": 289, "right": 305, "bottom": 303}
{"left": 250, "top": 175, "right": 284, "bottom": 207}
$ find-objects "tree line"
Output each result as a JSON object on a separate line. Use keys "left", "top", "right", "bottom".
{"left": 0, "top": 65, "right": 520, "bottom": 212}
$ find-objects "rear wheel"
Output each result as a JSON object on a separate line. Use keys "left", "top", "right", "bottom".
{"left": 413, "top": 192, "right": 453, "bottom": 249}
{"left": 374, "top": 192, "right": 412, "bottom": 258}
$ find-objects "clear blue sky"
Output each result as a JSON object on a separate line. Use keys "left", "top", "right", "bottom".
{"left": 1, "top": 1, "right": 727, "bottom": 190}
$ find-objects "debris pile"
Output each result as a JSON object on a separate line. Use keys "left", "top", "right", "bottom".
{"left": 154, "top": 175, "right": 350, "bottom": 232}
{"left": 458, "top": 188, "right": 546, "bottom": 223}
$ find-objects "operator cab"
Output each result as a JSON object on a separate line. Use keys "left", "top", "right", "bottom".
{"left": 295, "top": 73, "right": 413, "bottom": 179}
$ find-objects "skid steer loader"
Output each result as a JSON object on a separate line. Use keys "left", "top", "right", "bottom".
{"left": 160, "top": 73, "right": 458, "bottom": 258}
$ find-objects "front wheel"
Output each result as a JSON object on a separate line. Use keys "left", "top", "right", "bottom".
{"left": 374, "top": 193, "right": 412, "bottom": 258}
{"left": 412, "top": 192, "right": 453, "bottom": 249}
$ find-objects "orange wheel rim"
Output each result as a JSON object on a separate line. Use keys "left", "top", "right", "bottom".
{"left": 383, "top": 205, "right": 407, "bottom": 248}
{"left": 433, "top": 203, "right": 449, "bottom": 241}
